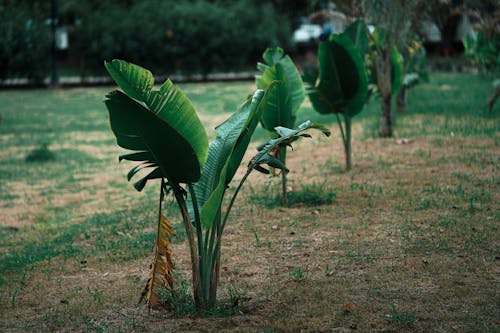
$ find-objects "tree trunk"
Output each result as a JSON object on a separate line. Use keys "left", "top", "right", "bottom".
{"left": 396, "top": 86, "right": 406, "bottom": 113}
{"left": 379, "top": 93, "right": 393, "bottom": 137}
{"left": 376, "top": 46, "right": 393, "bottom": 137}
{"left": 488, "top": 88, "right": 500, "bottom": 113}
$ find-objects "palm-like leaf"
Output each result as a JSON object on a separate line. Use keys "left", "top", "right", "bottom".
{"left": 308, "top": 34, "right": 368, "bottom": 118}
{"left": 256, "top": 47, "right": 305, "bottom": 130}
{"left": 191, "top": 87, "right": 273, "bottom": 227}
{"left": 104, "top": 60, "right": 208, "bottom": 188}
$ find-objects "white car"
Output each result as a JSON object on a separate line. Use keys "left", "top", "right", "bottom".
{"left": 293, "top": 23, "right": 323, "bottom": 44}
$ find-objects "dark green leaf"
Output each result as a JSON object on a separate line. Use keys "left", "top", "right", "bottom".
{"left": 192, "top": 88, "right": 269, "bottom": 227}
{"left": 256, "top": 47, "right": 305, "bottom": 131}
{"left": 391, "top": 47, "right": 403, "bottom": 95}
{"left": 308, "top": 33, "right": 368, "bottom": 118}
{"left": 104, "top": 60, "right": 208, "bottom": 188}
{"left": 343, "top": 19, "right": 369, "bottom": 57}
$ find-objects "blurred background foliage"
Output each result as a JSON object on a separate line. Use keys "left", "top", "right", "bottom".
{"left": 0, "top": 0, "right": 498, "bottom": 82}
{"left": 0, "top": 2, "right": 51, "bottom": 81}
{"left": 0, "top": 0, "right": 296, "bottom": 80}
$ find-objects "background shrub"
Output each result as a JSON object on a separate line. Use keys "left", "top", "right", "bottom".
{"left": 0, "top": 0, "right": 292, "bottom": 80}
{"left": 0, "top": 3, "right": 51, "bottom": 81}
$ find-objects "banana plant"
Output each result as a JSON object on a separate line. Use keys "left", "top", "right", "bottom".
{"left": 464, "top": 30, "right": 500, "bottom": 113}
{"left": 103, "top": 60, "right": 328, "bottom": 310}
{"left": 255, "top": 47, "right": 305, "bottom": 203}
{"left": 397, "top": 37, "right": 429, "bottom": 112}
{"left": 305, "top": 20, "right": 368, "bottom": 171}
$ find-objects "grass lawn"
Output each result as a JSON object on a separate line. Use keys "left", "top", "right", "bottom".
{"left": 0, "top": 72, "right": 498, "bottom": 332}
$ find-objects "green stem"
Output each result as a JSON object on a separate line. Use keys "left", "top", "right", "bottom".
{"left": 205, "top": 209, "right": 220, "bottom": 307}
{"left": 279, "top": 146, "right": 288, "bottom": 204}
{"left": 335, "top": 113, "right": 346, "bottom": 146}
{"left": 220, "top": 167, "right": 252, "bottom": 234}
{"left": 335, "top": 113, "right": 351, "bottom": 171}
{"left": 345, "top": 115, "right": 352, "bottom": 171}
{"left": 207, "top": 167, "right": 254, "bottom": 306}
{"left": 187, "top": 184, "right": 205, "bottom": 305}
{"left": 172, "top": 184, "right": 201, "bottom": 308}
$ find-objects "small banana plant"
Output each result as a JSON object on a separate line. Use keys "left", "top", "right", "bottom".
{"left": 305, "top": 20, "right": 369, "bottom": 171}
{"left": 255, "top": 47, "right": 305, "bottom": 203}
{"left": 103, "top": 60, "right": 329, "bottom": 310}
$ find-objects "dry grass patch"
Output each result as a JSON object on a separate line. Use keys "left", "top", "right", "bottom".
{"left": 1, "top": 134, "right": 498, "bottom": 333}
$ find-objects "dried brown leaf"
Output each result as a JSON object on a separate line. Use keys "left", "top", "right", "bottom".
{"left": 140, "top": 214, "right": 175, "bottom": 308}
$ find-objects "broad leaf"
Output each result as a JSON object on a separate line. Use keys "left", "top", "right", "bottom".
{"left": 104, "top": 60, "right": 208, "bottom": 187}
{"left": 256, "top": 47, "right": 305, "bottom": 130}
{"left": 191, "top": 87, "right": 272, "bottom": 227}
{"left": 308, "top": 33, "right": 368, "bottom": 118}
{"left": 391, "top": 47, "right": 403, "bottom": 95}
{"left": 105, "top": 60, "right": 154, "bottom": 101}
{"left": 343, "top": 19, "right": 369, "bottom": 57}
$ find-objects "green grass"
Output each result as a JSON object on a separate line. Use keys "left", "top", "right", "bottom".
{"left": 0, "top": 72, "right": 498, "bottom": 332}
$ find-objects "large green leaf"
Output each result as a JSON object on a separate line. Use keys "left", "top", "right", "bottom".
{"left": 308, "top": 33, "right": 368, "bottom": 118}
{"left": 391, "top": 47, "right": 403, "bottom": 95}
{"left": 256, "top": 47, "right": 305, "bottom": 130}
{"left": 105, "top": 60, "right": 154, "bottom": 101}
{"left": 104, "top": 60, "right": 208, "bottom": 188}
{"left": 343, "top": 19, "right": 369, "bottom": 57}
{"left": 191, "top": 87, "right": 273, "bottom": 227}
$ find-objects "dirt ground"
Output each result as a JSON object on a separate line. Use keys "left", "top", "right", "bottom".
{"left": 1, "top": 121, "right": 498, "bottom": 332}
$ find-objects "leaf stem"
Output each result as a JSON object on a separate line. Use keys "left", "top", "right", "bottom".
{"left": 172, "top": 183, "right": 201, "bottom": 307}
{"left": 187, "top": 183, "right": 205, "bottom": 304}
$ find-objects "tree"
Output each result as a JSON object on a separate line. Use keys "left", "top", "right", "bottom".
{"left": 359, "top": 0, "right": 426, "bottom": 137}
{"left": 397, "top": 37, "right": 429, "bottom": 113}
{"left": 464, "top": 29, "right": 499, "bottom": 112}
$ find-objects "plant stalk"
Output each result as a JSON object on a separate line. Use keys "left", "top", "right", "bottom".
{"left": 187, "top": 184, "right": 206, "bottom": 307}
{"left": 278, "top": 146, "right": 288, "bottom": 204}
{"left": 344, "top": 115, "right": 352, "bottom": 171}
{"left": 172, "top": 184, "right": 201, "bottom": 307}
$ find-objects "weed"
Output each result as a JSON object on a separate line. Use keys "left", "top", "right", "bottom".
{"left": 226, "top": 284, "right": 248, "bottom": 309}
{"left": 388, "top": 304, "right": 418, "bottom": 326}
{"left": 9, "top": 286, "right": 22, "bottom": 307}
{"left": 83, "top": 316, "right": 106, "bottom": 333}
{"left": 289, "top": 267, "right": 308, "bottom": 281}
{"left": 161, "top": 276, "right": 194, "bottom": 316}
{"left": 250, "top": 180, "right": 336, "bottom": 207}
{"left": 25, "top": 142, "right": 56, "bottom": 162}
{"left": 252, "top": 228, "right": 262, "bottom": 247}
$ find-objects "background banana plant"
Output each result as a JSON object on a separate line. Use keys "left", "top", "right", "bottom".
{"left": 304, "top": 20, "right": 369, "bottom": 171}
{"left": 103, "top": 60, "right": 327, "bottom": 310}
{"left": 255, "top": 47, "right": 305, "bottom": 203}
{"left": 366, "top": 28, "right": 405, "bottom": 99}
{"left": 397, "top": 37, "right": 429, "bottom": 113}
